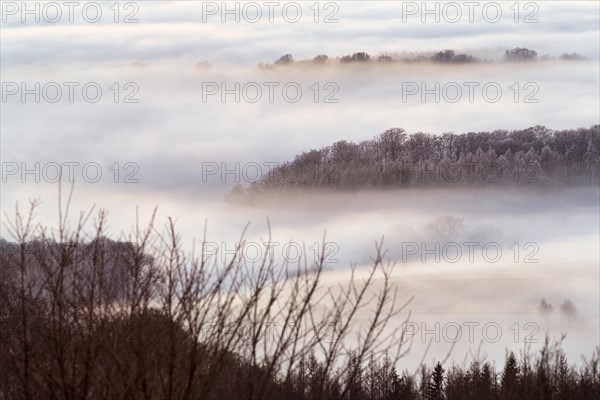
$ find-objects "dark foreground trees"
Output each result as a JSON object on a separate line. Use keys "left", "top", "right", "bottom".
{"left": 1, "top": 200, "right": 599, "bottom": 399}
{"left": 0, "top": 198, "right": 412, "bottom": 400}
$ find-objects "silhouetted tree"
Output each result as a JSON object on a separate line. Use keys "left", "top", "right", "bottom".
{"left": 427, "top": 362, "right": 445, "bottom": 400}
{"left": 275, "top": 53, "right": 294, "bottom": 65}
{"left": 377, "top": 55, "right": 394, "bottom": 63}
{"left": 341, "top": 52, "right": 371, "bottom": 63}
{"left": 538, "top": 298, "right": 554, "bottom": 321}
{"left": 560, "top": 299, "right": 577, "bottom": 322}
{"left": 501, "top": 352, "right": 520, "bottom": 400}
{"left": 504, "top": 47, "right": 537, "bottom": 62}
{"left": 431, "top": 50, "right": 477, "bottom": 63}
{"left": 559, "top": 52, "right": 585, "bottom": 60}
{"left": 313, "top": 54, "right": 329, "bottom": 64}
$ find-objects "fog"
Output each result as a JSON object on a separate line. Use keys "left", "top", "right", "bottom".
{"left": 1, "top": 0, "right": 599, "bottom": 371}
{"left": 3, "top": 183, "right": 598, "bottom": 369}
{"left": 2, "top": 61, "right": 599, "bottom": 190}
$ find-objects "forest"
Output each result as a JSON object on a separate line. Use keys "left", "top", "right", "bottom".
{"left": 229, "top": 125, "right": 599, "bottom": 199}
{"left": 1, "top": 205, "right": 599, "bottom": 400}
{"left": 257, "top": 48, "right": 585, "bottom": 68}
